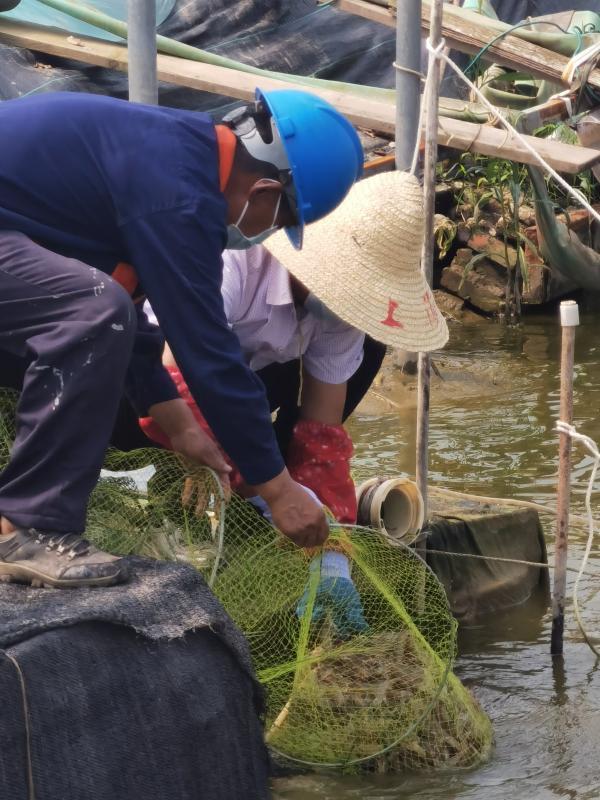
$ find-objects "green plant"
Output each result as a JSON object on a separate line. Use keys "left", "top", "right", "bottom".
{"left": 433, "top": 216, "right": 458, "bottom": 259}
{"left": 439, "top": 153, "right": 529, "bottom": 321}
{"left": 457, "top": 253, "right": 487, "bottom": 292}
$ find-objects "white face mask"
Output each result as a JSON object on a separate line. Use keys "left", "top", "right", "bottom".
{"left": 226, "top": 191, "right": 282, "bottom": 251}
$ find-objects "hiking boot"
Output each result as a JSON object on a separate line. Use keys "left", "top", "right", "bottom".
{"left": 0, "top": 528, "right": 129, "bottom": 589}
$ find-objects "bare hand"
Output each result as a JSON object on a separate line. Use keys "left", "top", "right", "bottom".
{"left": 170, "top": 428, "right": 231, "bottom": 499}
{"left": 254, "top": 470, "right": 329, "bottom": 548}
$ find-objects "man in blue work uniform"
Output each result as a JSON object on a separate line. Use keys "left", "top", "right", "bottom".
{"left": 0, "top": 89, "right": 363, "bottom": 589}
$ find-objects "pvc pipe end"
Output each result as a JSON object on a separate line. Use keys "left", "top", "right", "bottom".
{"left": 560, "top": 300, "right": 580, "bottom": 327}
{"left": 356, "top": 477, "right": 424, "bottom": 543}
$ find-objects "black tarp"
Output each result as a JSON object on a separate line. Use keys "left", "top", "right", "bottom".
{"left": 424, "top": 508, "right": 550, "bottom": 624}
{"left": 0, "top": 557, "right": 271, "bottom": 800}
{"left": 0, "top": 0, "right": 396, "bottom": 110}
{"left": 5, "top": 1, "right": 600, "bottom": 107}
{"left": 0, "top": 43, "right": 100, "bottom": 99}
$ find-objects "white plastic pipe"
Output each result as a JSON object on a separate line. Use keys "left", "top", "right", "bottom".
{"left": 356, "top": 477, "right": 424, "bottom": 542}
{"left": 552, "top": 299, "right": 579, "bottom": 656}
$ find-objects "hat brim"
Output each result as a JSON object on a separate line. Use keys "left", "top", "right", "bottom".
{"left": 265, "top": 172, "right": 449, "bottom": 352}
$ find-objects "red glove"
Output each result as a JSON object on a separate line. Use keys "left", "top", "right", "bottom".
{"left": 139, "top": 366, "right": 244, "bottom": 491}
{"left": 287, "top": 419, "right": 357, "bottom": 524}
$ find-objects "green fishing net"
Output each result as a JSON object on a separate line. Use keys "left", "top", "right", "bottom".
{"left": 0, "top": 388, "right": 493, "bottom": 771}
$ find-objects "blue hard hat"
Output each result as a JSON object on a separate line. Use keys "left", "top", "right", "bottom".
{"left": 256, "top": 89, "right": 363, "bottom": 249}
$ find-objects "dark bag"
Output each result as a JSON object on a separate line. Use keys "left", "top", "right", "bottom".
{"left": 0, "top": 558, "right": 271, "bottom": 800}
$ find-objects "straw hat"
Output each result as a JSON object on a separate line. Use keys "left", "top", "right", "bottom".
{"left": 265, "top": 170, "right": 449, "bottom": 351}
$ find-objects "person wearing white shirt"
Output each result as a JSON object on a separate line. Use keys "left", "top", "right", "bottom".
{"left": 141, "top": 245, "right": 386, "bottom": 523}
{"left": 219, "top": 245, "right": 385, "bottom": 452}
{"left": 220, "top": 244, "right": 365, "bottom": 380}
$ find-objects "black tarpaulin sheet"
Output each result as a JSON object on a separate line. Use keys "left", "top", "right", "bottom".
{"left": 0, "top": 557, "right": 270, "bottom": 800}
{"left": 0, "top": 43, "right": 101, "bottom": 99}
{"left": 0, "top": 0, "right": 395, "bottom": 109}
{"left": 424, "top": 508, "right": 550, "bottom": 624}
{"left": 5, "top": 1, "right": 600, "bottom": 106}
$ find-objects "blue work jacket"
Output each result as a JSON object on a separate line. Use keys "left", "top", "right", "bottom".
{"left": 0, "top": 92, "right": 284, "bottom": 485}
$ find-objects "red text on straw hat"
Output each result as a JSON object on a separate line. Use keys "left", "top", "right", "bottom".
{"left": 424, "top": 291, "right": 439, "bottom": 328}
{"left": 381, "top": 299, "right": 405, "bottom": 329}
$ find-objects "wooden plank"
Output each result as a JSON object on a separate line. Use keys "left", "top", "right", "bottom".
{"left": 436, "top": 115, "right": 600, "bottom": 173}
{"left": 338, "top": 0, "right": 600, "bottom": 90}
{"left": 421, "top": 1, "right": 575, "bottom": 85}
{"left": 0, "top": 18, "right": 598, "bottom": 173}
{"left": 338, "top": 0, "right": 396, "bottom": 28}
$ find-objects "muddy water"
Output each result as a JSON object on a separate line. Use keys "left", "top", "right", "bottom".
{"left": 273, "top": 311, "right": 600, "bottom": 800}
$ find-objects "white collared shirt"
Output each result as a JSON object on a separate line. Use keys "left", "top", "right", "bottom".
{"left": 220, "top": 246, "right": 364, "bottom": 383}
{"left": 145, "top": 245, "right": 364, "bottom": 384}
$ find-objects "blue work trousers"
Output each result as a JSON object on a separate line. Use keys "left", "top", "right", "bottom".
{"left": 0, "top": 232, "right": 136, "bottom": 533}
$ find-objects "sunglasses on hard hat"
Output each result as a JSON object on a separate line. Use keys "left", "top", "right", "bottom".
{"left": 223, "top": 102, "right": 299, "bottom": 229}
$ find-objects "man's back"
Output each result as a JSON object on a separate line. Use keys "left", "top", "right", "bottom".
{"left": 0, "top": 93, "right": 220, "bottom": 267}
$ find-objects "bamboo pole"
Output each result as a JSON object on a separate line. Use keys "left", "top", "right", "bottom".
{"left": 127, "top": 0, "right": 157, "bottom": 104}
{"left": 415, "top": 0, "right": 444, "bottom": 520}
{"left": 551, "top": 300, "right": 579, "bottom": 657}
{"left": 438, "top": 0, "right": 461, "bottom": 91}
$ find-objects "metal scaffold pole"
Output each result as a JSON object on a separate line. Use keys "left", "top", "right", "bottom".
{"left": 415, "top": 0, "right": 444, "bottom": 520}
{"left": 127, "top": 0, "right": 158, "bottom": 105}
{"left": 394, "top": 0, "right": 422, "bottom": 171}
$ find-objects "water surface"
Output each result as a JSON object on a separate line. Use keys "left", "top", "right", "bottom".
{"left": 274, "top": 311, "right": 600, "bottom": 800}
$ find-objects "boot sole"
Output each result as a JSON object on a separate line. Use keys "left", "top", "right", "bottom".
{"left": 0, "top": 562, "right": 127, "bottom": 589}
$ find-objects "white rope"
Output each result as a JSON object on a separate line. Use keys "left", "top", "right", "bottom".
{"left": 555, "top": 420, "right": 600, "bottom": 656}
{"left": 423, "top": 547, "right": 598, "bottom": 577}
{"left": 409, "top": 39, "right": 446, "bottom": 176}
{"left": 423, "top": 36, "right": 600, "bottom": 228}
{"left": 410, "top": 71, "right": 428, "bottom": 175}
{"left": 392, "top": 61, "right": 424, "bottom": 81}
{"left": 562, "top": 39, "right": 600, "bottom": 84}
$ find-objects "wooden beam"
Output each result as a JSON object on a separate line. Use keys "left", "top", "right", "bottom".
{"left": 436, "top": 116, "right": 600, "bottom": 173}
{"left": 0, "top": 18, "right": 598, "bottom": 173}
{"left": 338, "top": 0, "right": 395, "bottom": 28}
{"left": 338, "top": 0, "right": 600, "bottom": 90}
